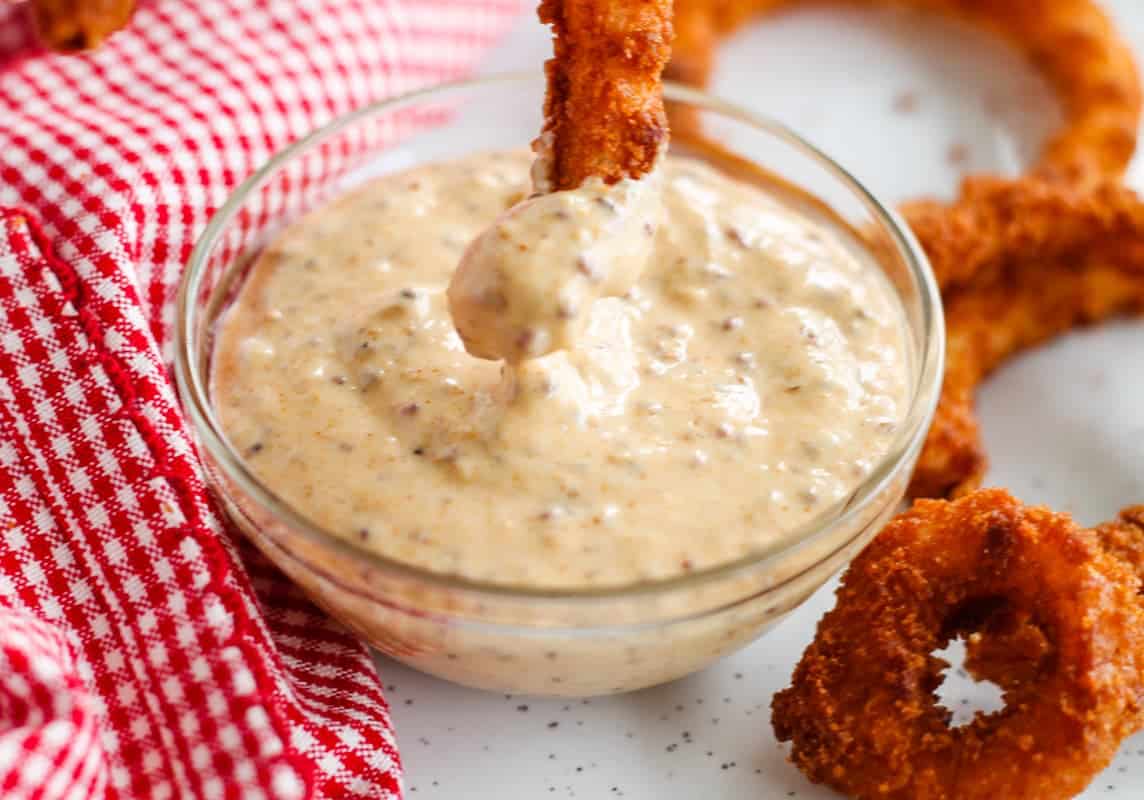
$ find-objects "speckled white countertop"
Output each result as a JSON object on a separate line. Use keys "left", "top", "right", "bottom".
{"left": 379, "top": 4, "right": 1144, "bottom": 797}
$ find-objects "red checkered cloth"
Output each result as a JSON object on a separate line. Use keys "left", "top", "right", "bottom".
{"left": 0, "top": 1, "right": 521, "bottom": 797}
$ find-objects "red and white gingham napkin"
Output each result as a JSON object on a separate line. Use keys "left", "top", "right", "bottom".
{"left": 0, "top": 1, "right": 521, "bottom": 797}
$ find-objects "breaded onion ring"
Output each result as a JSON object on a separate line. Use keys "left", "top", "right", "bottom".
{"left": 1092, "top": 505, "right": 1144, "bottom": 579}
{"left": 907, "top": 178, "right": 1144, "bottom": 498}
{"left": 669, "top": 0, "right": 1141, "bottom": 182}
{"left": 772, "top": 489, "right": 1144, "bottom": 800}
{"left": 964, "top": 505, "right": 1144, "bottom": 693}
{"left": 537, "top": 0, "right": 673, "bottom": 190}
{"left": 28, "top": 0, "right": 135, "bottom": 52}
{"left": 903, "top": 176, "right": 1144, "bottom": 292}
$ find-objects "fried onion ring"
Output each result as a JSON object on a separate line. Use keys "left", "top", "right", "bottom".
{"left": 964, "top": 505, "right": 1144, "bottom": 693}
{"left": 902, "top": 175, "right": 1144, "bottom": 292}
{"left": 906, "top": 178, "right": 1144, "bottom": 498}
{"left": 1092, "top": 505, "right": 1144, "bottom": 579}
{"left": 668, "top": 0, "right": 1141, "bottom": 182}
{"left": 28, "top": 0, "right": 136, "bottom": 52}
{"left": 536, "top": 0, "right": 673, "bottom": 190}
{"left": 771, "top": 489, "right": 1144, "bottom": 800}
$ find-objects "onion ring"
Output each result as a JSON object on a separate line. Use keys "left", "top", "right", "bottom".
{"left": 28, "top": 0, "right": 136, "bottom": 52}
{"left": 536, "top": 0, "right": 673, "bottom": 190}
{"left": 668, "top": 0, "right": 1141, "bottom": 182}
{"left": 907, "top": 177, "right": 1144, "bottom": 498}
{"left": 964, "top": 504, "right": 1144, "bottom": 693}
{"left": 1092, "top": 504, "right": 1144, "bottom": 579}
{"left": 771, "top": 489, "right": 1144, "bottom": 800}
{"left": 902, "top": 175, "right": 1144, "bottom": 291}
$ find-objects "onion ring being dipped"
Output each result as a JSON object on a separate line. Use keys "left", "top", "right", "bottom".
{"left": 28, "top": 0, "right": 136, "bottom": 52}
{"left": 906, "top": 178, "right": 1144, "bottom": 499}
{"left": 668, "top": 0, "right": 1141, "bottom": 183}
{"left": 536, "top": 0, "right": 674, "bottom": 190}
{"left": 449, "top": 0, "right": 673, "bottom": 362}
{"left": 771, "top": 489, "right": 1144, "bottom": 800}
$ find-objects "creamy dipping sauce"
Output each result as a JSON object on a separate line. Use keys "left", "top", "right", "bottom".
{"left": 448, "top": 168, "right": 663, "bottom": 362}
{"left": 213, "top": 150, "right": 910, "bottom": 589}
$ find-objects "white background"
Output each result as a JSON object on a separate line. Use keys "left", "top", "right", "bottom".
{"left": 379, "top": 4, "right": 1144, "bottom": 797}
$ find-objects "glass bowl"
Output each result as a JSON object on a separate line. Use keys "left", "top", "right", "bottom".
{"left": 174, "top": 74, "right": 944, "bottom": 697}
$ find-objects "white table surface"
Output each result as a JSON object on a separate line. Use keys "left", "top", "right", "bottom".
{"left": 379, "top": 4, "right": 1144, "bottom": 797}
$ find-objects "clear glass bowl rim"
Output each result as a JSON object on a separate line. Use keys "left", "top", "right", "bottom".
{"left": 174, "top": 72, "right": 945, "bottom": 603}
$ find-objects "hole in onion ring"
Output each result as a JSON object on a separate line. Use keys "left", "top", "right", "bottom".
{"left": 932, "top": 638, "right": 1005, "bottom": 728}
{"left": 932, "top": 596, "right": 1054, "bottom": 728}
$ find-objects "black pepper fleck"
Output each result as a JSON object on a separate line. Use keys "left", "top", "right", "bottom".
{"left": 576, "top": 255, "right": 601, "bottom": 283}
{"left": 726, "top": 227, "right": 748, "bottom": 248}
{"left": 892, "top": 90, "right": 919, "bottom": 113}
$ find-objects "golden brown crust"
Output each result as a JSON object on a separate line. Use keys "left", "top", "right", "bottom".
{"left": 906, "top": 178, "right": 1144, "bottom": 499}
{"left": 772, "top": 489, "right": 1144, "bottom": 800}
{"left": 965, "top": 505, "right": 1144, "bottom": 694}
{"left": 903, "top": 177, "right": 1144, "bottom": 292}
{"left": 669, "top": 0, "right": 1141, "bottom": 182}
{"left": 29, "top": 0, "right": 136, "bottom": 52}
{"left": 1091, "top": 506, "right": 1144, "bottom": 581}
{"left": 538, "top": 0, "right": 673, "bottom": 190}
